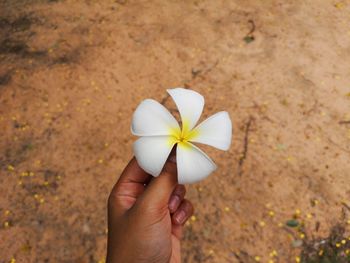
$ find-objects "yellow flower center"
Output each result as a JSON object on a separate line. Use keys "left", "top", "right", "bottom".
{"left": 168, "top": 119, "right": 199, "bottom": 147}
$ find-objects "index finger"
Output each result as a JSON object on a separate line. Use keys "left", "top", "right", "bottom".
{"left": 116, "top": 157, "right": 151, "bottom": 185}
{"left": 108, "top": 157, "right": 152, "bottom": 217}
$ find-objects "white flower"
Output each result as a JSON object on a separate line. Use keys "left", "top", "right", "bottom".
{"left": 131, "top": 88, "right": 232, "bottom": 184}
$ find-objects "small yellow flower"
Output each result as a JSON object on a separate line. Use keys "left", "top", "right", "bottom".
{"left": 254, "top": 256, "right": 261, "bottom": 262}
{"left": 269, "top": 250, "right": 278, "bottom": 257}
{"left": 286, "top": 156, "right": 294, "bottom": 162}
{"left": 295, "top": 256, "right": 301, "bottom": 263}
{"left": 190, "top": 215, "right": 196, "bottom": 222}
{"left": 7, "top": 165, "right": 15, "bottom": 171}
{"left": 335, "top": 2, "right": 344, "bottom": 8}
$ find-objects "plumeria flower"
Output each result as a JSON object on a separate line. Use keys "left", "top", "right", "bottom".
{"left": 131, "top": 88, "right": 232, "bottom": 184}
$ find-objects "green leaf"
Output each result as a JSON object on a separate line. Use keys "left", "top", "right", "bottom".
{"left": 243, "top": 36, "right": 255, "bottom": 44}
{"left": 286, "top": 219, "right": 299, "bottom": 227}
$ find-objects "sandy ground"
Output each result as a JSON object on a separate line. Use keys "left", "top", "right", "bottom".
{"left": 1, "top": 0, "right": 350, "bottom": 262}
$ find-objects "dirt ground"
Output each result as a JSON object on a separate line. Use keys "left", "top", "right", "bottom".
{"left": 1, "top": 0, "right": 350, "bottom": 262}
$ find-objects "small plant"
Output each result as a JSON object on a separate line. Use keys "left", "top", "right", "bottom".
{"left": 300, "top": 224, "right": 350, "bottom": 263}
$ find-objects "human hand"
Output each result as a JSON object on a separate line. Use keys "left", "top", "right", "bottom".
{"left": 106, "top": 157, "right": 194, "bottom": 263}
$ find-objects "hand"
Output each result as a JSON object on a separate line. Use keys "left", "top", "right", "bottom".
{"left": 106, "top": 157, "right": 194, "bottom": 263}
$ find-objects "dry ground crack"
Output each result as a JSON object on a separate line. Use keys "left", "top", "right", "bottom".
{"left": 237, "top": 116, "right": 253, "bottom": 176}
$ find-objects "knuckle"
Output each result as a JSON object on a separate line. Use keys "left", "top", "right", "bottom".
{"left": 107, "top": 192, "right": 116, "bottom": 207}
{"left": 107, "top": 187, "right": 122, "bottom": 208}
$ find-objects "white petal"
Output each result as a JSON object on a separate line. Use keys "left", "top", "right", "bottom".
{"left": 190, "top": 111, "right": 232, "bottom": 151}
{"left": 167, "top": 88, "right": 204, "bottom": 132}
{"left": 131, "top": 99, "right": 180, "bottom": 136}
{"left": 133, "top": 136, "right": 176, "bottom": 176}
{"left": 176, "top": 142, "right": 217, "bottom": 184}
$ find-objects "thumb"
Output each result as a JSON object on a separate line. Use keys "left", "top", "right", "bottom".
{"left": 137, "top": 160, "right": 178, "bottom": 212}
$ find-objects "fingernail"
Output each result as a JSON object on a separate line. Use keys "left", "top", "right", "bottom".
{"left": 169, "top": 195, "right": 180, "bottom": 212}
{"left": 175, "top": 210, "right": 186, "bottom": 224}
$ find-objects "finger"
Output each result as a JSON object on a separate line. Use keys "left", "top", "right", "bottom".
{"left": 137, "top": 160, "right": 178, "bottom": 212}
{"left": 172, "top": 223, "right": 183, "bottom": 240}
{"left": 110, "top": 157, "right": 151, "bottom": 202}
{"left": 172, "top": 199, "right": 194, "bottom": 225}
{"left": 117, "top": 157, "right": 151, "bottom": 185}
{"left": 108, "top": 158, "right": 151, "bottom": 217}
{"left": 168, "top": 184, "right": 186, "bottom": 213}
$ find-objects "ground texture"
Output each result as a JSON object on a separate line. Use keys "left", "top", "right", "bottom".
{"left": 1, "top": 0, "right": 350, "bottom": 262}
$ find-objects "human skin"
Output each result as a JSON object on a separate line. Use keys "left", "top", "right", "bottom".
{"left": 106, "top": 157, "right": 194, "bottom": 263}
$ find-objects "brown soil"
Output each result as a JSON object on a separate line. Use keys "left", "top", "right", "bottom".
{"left": 1, "top": 0, "right": 350, "bottom": 262}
